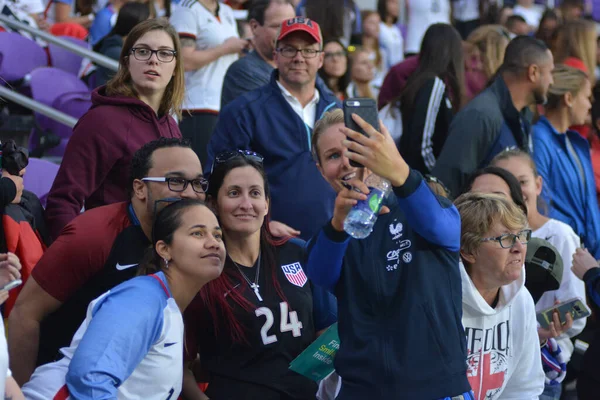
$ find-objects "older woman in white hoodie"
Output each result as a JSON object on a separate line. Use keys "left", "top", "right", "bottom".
{"left": 454, "top": 192, "right": 545, "bottom": 400}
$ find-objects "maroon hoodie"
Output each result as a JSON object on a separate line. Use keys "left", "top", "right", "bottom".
{"left": 45, "top": 86, "right": 181, "bottom": 239}
{"left": 377, "top": 56, "right": 419, "bottom": 109}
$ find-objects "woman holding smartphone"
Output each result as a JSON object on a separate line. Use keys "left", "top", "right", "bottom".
{"left": 491, "top": 149, "right": 584, "bottom": 400}
{"left": 455, "top": 192, "right": 545, "bottom": 399}
{"left": 306, "top": 109, "right": 472, "bottom": 399}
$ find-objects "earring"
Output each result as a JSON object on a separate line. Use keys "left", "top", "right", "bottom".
{"left": 164, "top": 258, "right": 170, "bottom": 269}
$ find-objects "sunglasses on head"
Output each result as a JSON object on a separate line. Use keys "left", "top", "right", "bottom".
{"left": 210, "top": 150, "right": 264, "bottom": 174}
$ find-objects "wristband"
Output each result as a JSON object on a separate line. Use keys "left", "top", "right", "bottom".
{"left": 87, "top": 13, "right": 95, "bottom": 21}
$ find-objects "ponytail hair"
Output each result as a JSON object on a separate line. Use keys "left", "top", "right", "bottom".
{"left": 137, "top": 198, "right": 207, "bottom": 276}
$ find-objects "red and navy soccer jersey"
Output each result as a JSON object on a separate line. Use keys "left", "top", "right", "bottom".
{"left": 186, "top": 239, "right": 319, "bottom": 399}
{"left": 32, "top": 202, "right": 150, "bottom": 366}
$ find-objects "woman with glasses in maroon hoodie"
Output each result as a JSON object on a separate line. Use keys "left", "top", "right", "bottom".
{"left": 45, "top": 18, "right": 185, "bottom": 240}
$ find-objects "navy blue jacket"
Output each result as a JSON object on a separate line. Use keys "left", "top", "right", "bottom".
{"left": 432, "top": 76, "right": 532, "bottom": 196}
{"left": 206, "top": 70, "right": 341, "bottom": 240}
{"left": 305, "top": 170, "right": 470, "bottom": 399}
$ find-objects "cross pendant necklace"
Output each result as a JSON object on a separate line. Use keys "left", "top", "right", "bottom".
{"left": 232, "top": 252, "right": 263, "bottom": 302}
{"left": 250, "top": 283, "right": 263, "bottom": 302}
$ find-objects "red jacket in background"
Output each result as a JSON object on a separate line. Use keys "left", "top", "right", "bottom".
{"left": 378, "top": 53, "right": 490, "bottom": 110}
{"left": 378, "top": 56, "right": 419, "bottom": 109}
{"left": 45, "top": 86, "right": 181, "bottom": 239}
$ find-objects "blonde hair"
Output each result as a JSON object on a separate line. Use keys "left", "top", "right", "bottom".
{"left": 454, "top": 192, "right": 528, "bottom": 257}
{"left": 491, "top": 148, "right": 539, "bottom": 177}
{"left": 361, "top": 10, "right": 383, "bottom": 69}
{"left": 466, "top": 25, "right": 510, "bottom": 79}
{"left": 554, "top": 19, "right": 597, "bottom": 83}
{"left": 545, "top": 64, "right": 588, "bottom": 111}
{"left": 106, "top": 18, "right": 185, "bottom": 119}
{"left": 312, "top": 109, "right": 344, "bottom": 163}
{"left": 348, "top": 47, "right": 375, "bottom": 99}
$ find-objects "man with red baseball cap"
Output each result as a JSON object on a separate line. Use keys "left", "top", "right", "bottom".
{"left": 206, "top": 17, "right": 341, "bottom": 242}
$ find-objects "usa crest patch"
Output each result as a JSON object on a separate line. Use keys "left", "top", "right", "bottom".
{"left": 281, "top": 262, "right": 308, "bottom": 287}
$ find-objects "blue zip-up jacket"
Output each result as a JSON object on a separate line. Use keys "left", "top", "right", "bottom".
{"left": 305, "top": 170, "right": 470, "bottom": 399}
{"left": 532, "top": 116, "right": 600, "bottom": 258}
{"left": 432, "top": 76, "right": 532, "bottom": 196}
{"left": 206, "top": 70, "right": 341, "bottom": 240}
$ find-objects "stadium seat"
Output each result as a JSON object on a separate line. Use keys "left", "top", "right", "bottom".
{"left": 48, "top": 36, "right": 89, "bottom": 77}
{"left": 0, "top": 32, "right": 47, "bottom": 84}
{"left": 28, "top": 67, "right": 91, "bottom": 158}
{"left": 23, "top": 158, "right": 61, "bottom": 208}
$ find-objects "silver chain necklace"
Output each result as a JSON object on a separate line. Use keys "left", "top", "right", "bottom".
{"left": 231, "top": 252, "right": 263, "bottom": 302}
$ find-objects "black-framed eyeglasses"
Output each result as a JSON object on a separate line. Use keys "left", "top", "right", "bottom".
{"left": 142, "top": 177, "right": 208, "bottom": 193}
{"left": 210, "top": 150, "right": 264, "bottom": 174}
{"left": 481, "top": 229, "right": 532, "bottom": 249}
{"left": 277, "top": 47, "right": 322, "bottom": 59}
{"left": 131, "top": 47, "right": 176, "bottom": 63}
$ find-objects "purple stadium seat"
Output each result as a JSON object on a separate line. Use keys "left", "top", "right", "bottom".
{"left": 23, "top": 158, "right": 60, "bottom": 208}
{"left": 0, "top": 32, "right": 47, "bottom": 83}
{"left": 28, "top": 67, "right": 91, "bottom": 157}
{"left": 47, "top": 36, "right": 89, "bottom": 76}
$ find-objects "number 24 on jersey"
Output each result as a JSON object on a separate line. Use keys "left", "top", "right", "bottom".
{"left": 255, "top": 302, "right": 303, "bottom": 345}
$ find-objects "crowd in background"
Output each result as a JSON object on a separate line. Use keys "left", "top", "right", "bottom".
{"left": 3, "top": 0, "right": 600, "bottom": 399}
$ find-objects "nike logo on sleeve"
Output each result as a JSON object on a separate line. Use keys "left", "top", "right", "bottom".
{"left": 116, "top": 263, "right": 138, "bottom": 271}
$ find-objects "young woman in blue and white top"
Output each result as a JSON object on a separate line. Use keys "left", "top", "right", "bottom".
{"left": 22, "top": 199, "right": 225, "bottom": 400}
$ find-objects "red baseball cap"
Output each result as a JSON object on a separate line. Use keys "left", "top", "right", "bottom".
{"left": 276, "top": 17, "right": 322, "bottom": 45}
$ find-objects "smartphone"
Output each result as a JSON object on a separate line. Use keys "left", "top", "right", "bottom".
{"left": 0, "top": 279, "right": 22, "bottom": 291}
{"left": 536, "top": 298, "right": 591, "bottom": 329}
{"left": 343, "top": 98, "right": 379, "bottom": 168}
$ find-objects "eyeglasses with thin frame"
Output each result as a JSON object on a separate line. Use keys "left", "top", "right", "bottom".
{"left": 131, "top": 47, "right": 177, "bottom": 63}
{"left": 480, "top": 229, "right": 532, "bottom": 249}
{"left": 210, "top": 150, "right": 264, "bottom": 174}
{"left": 277, "top": 46, "right": 322, "bottom": 59}
{"left": 142, "top": 177, "right": 208, "bottom": 193}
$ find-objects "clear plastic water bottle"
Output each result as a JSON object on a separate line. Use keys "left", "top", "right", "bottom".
{"left": 344, "top": 174, "right": 392, "bottom": 239}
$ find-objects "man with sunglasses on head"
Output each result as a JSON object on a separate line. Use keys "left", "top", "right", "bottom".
{"left": 207, "top": 17, "right": 341, "bottom": 241}
{"left": 8, "top": 138, "right": 206, "bottom": 386}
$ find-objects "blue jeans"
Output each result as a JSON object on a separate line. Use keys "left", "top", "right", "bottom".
{"left": 539, "top": 383, "right": 562, "bottom": 400}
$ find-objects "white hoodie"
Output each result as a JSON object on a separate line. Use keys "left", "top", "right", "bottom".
{"left": 533, "top": 218, "right": 587, "bottom": 362}
{"left": 461, "top": 263, "right": 544, "bottom": 400}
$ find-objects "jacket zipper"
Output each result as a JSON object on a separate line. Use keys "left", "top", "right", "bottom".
{"left": 371, "top": 245, "right": 391, "bottom": 380}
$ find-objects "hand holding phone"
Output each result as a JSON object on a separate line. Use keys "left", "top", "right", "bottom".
{"left": 537, "top": 298, "right": 590, "bottom": 330}
{"left": 343, "top": 98, "right": 380, "bottom": 168}
{"left": 340, "top": 103, "right": 410, "bottom": 187}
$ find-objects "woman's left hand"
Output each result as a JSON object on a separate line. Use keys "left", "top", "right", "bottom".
{"left": 538, "top": 305, "right": 574, "bottom": 342}
{"left": 340, "top": 114, "right": 410, "bottom": 187}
